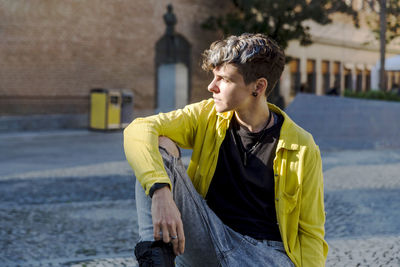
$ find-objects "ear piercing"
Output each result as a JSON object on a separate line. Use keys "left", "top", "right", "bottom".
{"left": 252, "top": 92, "right": 258, "bottom": 97}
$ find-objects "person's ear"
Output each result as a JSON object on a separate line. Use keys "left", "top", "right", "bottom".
{"left": 254, "top": 78, "right": 268, "bottom": 96}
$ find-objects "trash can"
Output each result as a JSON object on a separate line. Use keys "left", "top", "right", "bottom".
{"left": 90, "top": 88, "right": 122, "bottom": 130}
{"left": 121, "top": 90, "right": 134, "bottom": 128}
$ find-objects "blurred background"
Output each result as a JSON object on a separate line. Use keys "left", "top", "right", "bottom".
{"left": 1, "top": 0, "right": 400, "bottom": 266}
{"left": 1, "top": 0, "right": 399, "bottom": 124}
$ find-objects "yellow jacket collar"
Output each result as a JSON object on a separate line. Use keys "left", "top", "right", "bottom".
{"left": 216, "top": 102, "right": 301, "bottom": 151}
{"left": 216, "top": 110, "right": 234, "bottom": 120}
{"left": 268, "top": 103, "right": 300, "bottom": 151}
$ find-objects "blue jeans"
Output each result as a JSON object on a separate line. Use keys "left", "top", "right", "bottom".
{"left": 135, "top": 148, "right": 294, "bottom": 267}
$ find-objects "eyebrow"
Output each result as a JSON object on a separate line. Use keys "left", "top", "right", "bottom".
{"left": 219, "top": 74, "right": 231, "bottom": 80}
{"left": 213, "top": 71, "right": 233, "bottom": 80}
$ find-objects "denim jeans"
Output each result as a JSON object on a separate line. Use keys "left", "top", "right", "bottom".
{"left": 135, "top": 148, "right": 294, "bottom": 267}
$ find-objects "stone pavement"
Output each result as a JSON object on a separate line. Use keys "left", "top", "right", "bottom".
{"left": 322, "top": 149, "right": 400, "bottom": 267}
{"left": 1, "top": 130, "right": 400, "bottom": 266}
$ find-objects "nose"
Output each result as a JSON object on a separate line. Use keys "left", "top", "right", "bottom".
{"left": 208, "top": 78, "right": 219, "bottom": 93}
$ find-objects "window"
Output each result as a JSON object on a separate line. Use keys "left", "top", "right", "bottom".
{"left": 289, "top": 59, "right": 301, "bottom": 96}
{"left": 356, "top": 69, "right": 362, "bottom": 92}
{"left": 306, "top": 59, "right": 316, "bottom": 93}
{"left": 344, "top": 68, "right": 353, "bottom": 90}
{"left": 333, "top": 61, "right": 341, "bottom": 90}
{"left": 322, "top": 60, "right": 330, "bottom": 94}
{"left": 365, "top": 70, "right": 371, "bottom": 91}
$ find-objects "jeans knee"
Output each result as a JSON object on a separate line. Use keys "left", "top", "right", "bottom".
{"left": 158, "top": 136, "right": 180, "bottom": 158}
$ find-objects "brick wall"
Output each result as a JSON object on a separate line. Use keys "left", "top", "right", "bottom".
{"left": 0, "top": 0, "right": 229, "bottom": 115}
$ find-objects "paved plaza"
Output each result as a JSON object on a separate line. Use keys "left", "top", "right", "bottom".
{"left": 1, "top": 130, "right": 400, "bottom": 266}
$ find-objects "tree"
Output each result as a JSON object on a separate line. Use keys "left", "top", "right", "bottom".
{"left": 364, "top": 0, "right": 400, "bottom": 90}
{"left": 201, "top": 0, "right": 359, "bottom": 104}
{"left": 379, "top": 0, "right": 387, "bottom": 91}
{"left": 202, "top": 0, "right": 359, "bottom": 50}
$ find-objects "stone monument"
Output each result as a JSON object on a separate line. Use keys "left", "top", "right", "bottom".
{"left": 155, "top": 4, "right": 191, "bottom": 112}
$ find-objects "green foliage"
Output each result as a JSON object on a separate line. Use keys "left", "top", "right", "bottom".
{"left": 386, "top": 0, "right": 400, "bottom": 42}
{"left": 201, "top": 0, "right": 358, "bottom": 49}
{"left": 344, "top": 89, "right": 400, "bottom": 102}
{"left": 365, "top": 0, "right": 400, "bottom": 44}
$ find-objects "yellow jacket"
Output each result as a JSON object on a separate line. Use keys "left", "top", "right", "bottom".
{"left": 124, "top": 98, "right": 328, "bottom": 266}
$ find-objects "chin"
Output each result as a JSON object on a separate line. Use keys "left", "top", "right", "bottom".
{"left": 214, "top": 100, "right": 233, "bottom": 113}
{"left": 214, "top": 104, "right": 227, "bottom": 113}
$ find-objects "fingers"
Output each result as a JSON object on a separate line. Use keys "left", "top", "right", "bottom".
{"left": 177, "top": 221, "right": 185, "bottom": 255}
{"left": 151, "top": 189, "right": 185, "bottom": 255}
{"left": 169, "top": 229, "right": 179, "bottom": 256}
{"left": 164, "top": 222, "right": 179, "bottom": 255}
{"left": 169, "top": 223, "right": 185, "bottom": 256}
{"left": 153, "top": 220, "right": 175, "bottom": 244}
{"left": 153, "top": 223, "right": 161, "bottom": 241}
{"left": 162, "top": 223, "right": 170, "bottom": 243}
{"left": 153, "top": 222, "right": 184, "bottom": 256}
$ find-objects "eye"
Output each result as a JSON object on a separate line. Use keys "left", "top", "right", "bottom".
{"left": 215, "top": 76, "right": 224, "bottom": 82}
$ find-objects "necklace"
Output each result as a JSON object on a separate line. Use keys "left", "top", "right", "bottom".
{"left": 232, "top": 110, "right": 272, "bottom": 166}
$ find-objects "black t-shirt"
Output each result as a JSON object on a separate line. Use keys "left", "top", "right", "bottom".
{"left": 206, "top": 112, "right": 283, "bottom": 241}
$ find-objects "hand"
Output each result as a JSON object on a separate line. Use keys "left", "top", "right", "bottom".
{"left": 152, "top": 186, "right": 185, "bottom": 256}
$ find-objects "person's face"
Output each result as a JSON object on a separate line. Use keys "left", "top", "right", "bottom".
{"left": 207, "top": 64, "right": 255, "bottom": 113}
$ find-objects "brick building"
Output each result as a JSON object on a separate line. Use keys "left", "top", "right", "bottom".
{"left": 0, "top": 0, "right": 228, "bottom": 116}
{"left": 1, "top": 0, "right": 399, "bottom": 117}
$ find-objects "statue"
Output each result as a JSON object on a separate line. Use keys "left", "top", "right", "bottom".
{"left": 156, "top": 4, "right": 191, "bottom": 111}
{"left": 163, "top": 4, "right": 177, "bottom": 36}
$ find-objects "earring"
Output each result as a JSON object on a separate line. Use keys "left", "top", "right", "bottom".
{"left": 252, "top": 92, "right": 258, "bottom": 97}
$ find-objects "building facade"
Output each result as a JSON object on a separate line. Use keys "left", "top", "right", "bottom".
{"left": 0, "top": 0, "right": 229, "bottom": 116}
{"left": 0, "top": 0, "right": 399, "bottom": 116}
{"left": 280, "top": 10, "right": 400, "bottom": 106}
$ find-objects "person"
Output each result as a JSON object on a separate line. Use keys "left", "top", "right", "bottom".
{"left": 124, "top": 33, "right": 328, "bottom": 267}
{"left": 327, "top": 81, "right": 340, "bottom": 96}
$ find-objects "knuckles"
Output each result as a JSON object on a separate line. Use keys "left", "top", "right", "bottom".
{"left": 166, "top": 221, "right": 175, "bottom": 227}
{"left": 155, "top": 219, "right": 177, "bottom": 228}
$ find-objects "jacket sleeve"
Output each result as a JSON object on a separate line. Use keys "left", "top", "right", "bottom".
{"left": 298, "top": 144, "right": 329, "bottom": 266}
{"left": 123, "top": 100, "right": 206, "bottom": 195}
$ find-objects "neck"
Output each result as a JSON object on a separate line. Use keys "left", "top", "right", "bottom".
{"left": 234, "top": 99, "right": 273, "bottom": 133}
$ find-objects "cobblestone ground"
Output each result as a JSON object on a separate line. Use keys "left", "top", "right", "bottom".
{"left": 322, "top": 150, "right": 400, "bottom": 267}
{"left": 0, "top": 168, "right": 139, "bottom": 266}
{"left": 1, "top": 131, "right": 400, "bottom": 266}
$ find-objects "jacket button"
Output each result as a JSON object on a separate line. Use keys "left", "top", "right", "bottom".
{"left": 275, "top": 198, "right": 279, "bottom": 201}
{"left": 274, "top": 174, "right": 278, "bottom": 177}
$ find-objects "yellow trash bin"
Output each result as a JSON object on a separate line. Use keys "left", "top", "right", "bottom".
{"left": 90, "top": 88, "right": 121, "bottom": 130}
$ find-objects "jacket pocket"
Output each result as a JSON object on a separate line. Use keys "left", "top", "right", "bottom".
{"left": 281, "top": 186, "right": 300, "bottom": 213}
